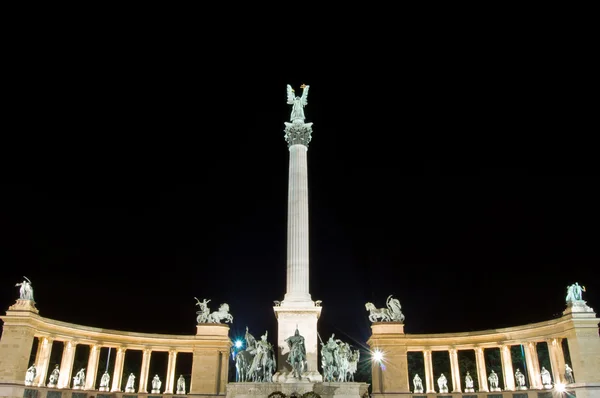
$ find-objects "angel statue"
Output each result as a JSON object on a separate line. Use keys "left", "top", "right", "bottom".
{"left": 287, "top": 84, "right": 310, "bottom": 123}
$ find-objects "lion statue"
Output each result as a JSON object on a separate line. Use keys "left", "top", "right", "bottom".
{"left": 365, "top": 295, "right": 405, "bottom": 323}
{"left": 207, "top": 303, "right": 233, "bottom": 323}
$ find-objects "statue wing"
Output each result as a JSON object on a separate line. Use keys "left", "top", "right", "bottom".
{"left": 300, "top": 85, "right": 309, "bottom": 106}
{"left": 286, "top": 84, "right": 295, "bottom": 104}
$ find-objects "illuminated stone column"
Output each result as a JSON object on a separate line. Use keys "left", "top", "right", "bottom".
{"left": 138, "top": 349, "right": 151, "bottom": 393}
{"left": 84, "top": 345, "right": 100, "bottom": 390}
{"left": 57, "top": 341, "right": 77, "bottom": 389}
{"left": 547, "top": 338, "right": 565, "bottom": 384}
{"left": 423, "top": 350, "right": 436, "bottom": 393}
{"left": 500, "top": 345, "right": 515, "bottom": 391}
{"left": 110, "top": 347, "right": 126, "bottom": 392}
{"left": 449, "top": 348, "right": 461, "bottom": 392}
{"left": 475, "top": 348, "right": 489, "bottom": 392}
{"left": 524, "top": 342, "right": 541, "bottom": 389}
{"left": 274, "top": 110, "right": 322, "bottom": 382}
{"left": 165, "top": 350, "right": 177, "bottom": 394}
{"left": 34, "top": 337, "right": 53, "bottom": 387}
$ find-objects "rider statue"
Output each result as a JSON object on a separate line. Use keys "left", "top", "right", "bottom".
{"left": 285, "top": 327, "right": 306, "bottom": 379}
{"left": 321, "top": 334, "right": 341, "bottom": 382}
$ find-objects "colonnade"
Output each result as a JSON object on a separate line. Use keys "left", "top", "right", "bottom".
{"left": 416, "top": 338, "right": 566, "bottom": 393}
{"left": 31, "top": 337, "right": 183, "bottom": 393}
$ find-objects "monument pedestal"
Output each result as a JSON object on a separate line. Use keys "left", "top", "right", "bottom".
{"left": 99, "top": 386, "right": 109, "bottom": 391}
{"left": 367, "top": 323, "right": 409, "bottom": 395}
{"left": 190, "top": 324, "right": 231, "bottom": 395}
{"left": 490, "top": 387, "right": 502, "bottom": 392}
{"left": 226, "top": 382, "right": 368, "bottom": 398}
{"left": 464, "top": 387, "right": 475, "bottom": 392}
{"left": 125, "top": 387, "right": 135, "bottom": 393}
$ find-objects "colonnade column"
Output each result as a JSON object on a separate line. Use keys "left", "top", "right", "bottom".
{"left": 57, "top": 341, "right": 77, "bottom": 389}
{"left": 475, "top": 347, "right": 489, "bottom": 392}
{"left": 548, "top": 338, "right": 565, "bottom": 384}
{"left": 138, "top": 349, "right": 152, "bottom": 393}
{"left": 524, "top": 342, "right": 541, "bottom": 389}
{"left": 500, "top": 345, "right": 515, "bottom": 391}
{"left": 165, "top": 350, "right": 177, "bottom": 394}
{"left": 423, "top": 350, "right": 435, "bottom": 393}
{"left": 111, "top": 347, "right": 126, "bottom": 392}
{"left": 85, "top": 345, "right": 100, "bottom": 390}
{"left": 449, "top": 348, "right": 461, "bottom": 393}
{"left": 33, "top": 337, "right": 53, "bottom": 387}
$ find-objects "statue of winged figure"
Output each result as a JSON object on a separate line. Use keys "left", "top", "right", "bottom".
{"left": 287, "top": 84, "right": 310, "bottom": 123}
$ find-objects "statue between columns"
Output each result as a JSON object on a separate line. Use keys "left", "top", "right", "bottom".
{"left": 125, "top": 373, "right": 136, "bottom": 393}
{"left": 515, "top": 368, "right": 527, "bottom": 390}
{"left": 464, "top": 371, "right": 475, "bottom": 392}
{"left": 99, "top": 371, "right": 110, "bottom": 391}
{"left": 72, "top": 368, "right": 85, "bottom": 389}
{"left": 488, "top": 369, "right": 501, "bottom": 391}
{"left": 24, "top": 365, "right": 36, "bottom": 386}
{"left": 412, "top": 374, "right": 424, "bottom": 393}
{"left": 151, "top": 374, "right": 162, "bottom": 393}
{"left": 540, "top": 366, "right": 552, "bottom": 389}
{"left": 176, "top": 374, "right": 186, "bottom": 394}
{"left": 47, "top": 365, "right": 60, "bottom": 387}
{"left": 365, "top": 295, "right": 405, "bottom": 323}
{"left": 437, "top": 373, "right": 448, "bottom": 393}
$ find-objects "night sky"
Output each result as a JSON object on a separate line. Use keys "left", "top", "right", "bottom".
{"left": 1, "top": 45, "right": 598, "bottom": 367}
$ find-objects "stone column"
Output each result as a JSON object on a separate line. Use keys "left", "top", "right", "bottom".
{"left": 449, "top": 348, "right": 461, "bottom": 392}
{"left": 34, "top": 337, "right": 53, "bottom": 387}
{"left": 367, "top": 323, "right": 409, "bottom": 395}
{"left": 165, "top": 350, "right": 177, "bottom": 394}
{"left": 423, "top": 349, "right": 436, "bottom": 393}
{"left": 547, "top": 338, "right": 565, "bottom": 384}
{"left": 57, "top": 341, "right": 77, "bottom": 389}
{"left": 138, "top": 349, "right": 152, "bottom": 393}
{"left": 475, "top": 347, "right": 489, "bottom": 392}
{"left": 500, "top": 344, "right": 515, "bottom": 391}
{"left": 84, "top": 345, "right": 100, "bottom": 390}
{"left": 110, "top": 347, "right": 126, "bottom": 392}
{"left": 524, "top": 342, "right": 541, "bottom": 389}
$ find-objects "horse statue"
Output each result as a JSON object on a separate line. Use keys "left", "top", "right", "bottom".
{"left": 337, "top": 343, "right": 351, "bottom": 382}
{"left": 207, "top": 303, "right": 233, "bottom": 323}
{"left": 235, "top": 350, "right": 254, "bottom": 382}
{"left": 365, "top": 295, "right": 405, "bottom": 323}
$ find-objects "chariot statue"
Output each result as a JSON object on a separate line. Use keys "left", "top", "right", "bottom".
{"left": 194, "top": 297, "right": 211, "bottom": 324}
{"left": 365, "top": 295, "right": 405, "bottom": 323}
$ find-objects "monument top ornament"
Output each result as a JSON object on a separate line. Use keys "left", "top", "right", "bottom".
{"left": 284, "top": 83, "right": 313, "bottom": 148}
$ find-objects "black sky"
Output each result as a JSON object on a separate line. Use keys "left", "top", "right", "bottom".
{"left": 1, "top": 33, "right": 598, "bottom": 353}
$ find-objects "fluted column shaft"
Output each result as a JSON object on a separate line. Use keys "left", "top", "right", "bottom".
{"left": 500, "top": 345, "right": 515, "bottom": 391}
{"left": 85, "top": 345, "right": 100, "bottom": 390}
{"left": 475, "top": 348, "right": 488, "bottom": 392}
{"left": 111, "top": 347, "right": 126, "bottom": 392}
{"left": 57, "top": 341, "right": 77, "bottom": 389}
{"left": 34, "top": 337, "right": 53, "bottom": 387}
{"left": 548, "top": 338, "right": 565, "bottom": 384}
{"left": 449, "top": 349, "right": 461, "bottom": 392}
{"left": 284, "top": 144, "right": 311, "bottom": 302}
{"left": 165, "top": 350, "right": 177, "bottom": 394}
{"left": 138, "top": 349, "right": 152, "bottom": 393}
{"left": 423, "top": 350, "right": 436, "bottom": 393}
{"left": 524, "top": 342, "right": 541, "bottom": 389}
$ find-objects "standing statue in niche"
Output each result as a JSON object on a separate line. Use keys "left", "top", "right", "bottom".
{"left": 99, "top": 371, "right": 110, "bottom": 391}
{"left": 15, "top": 277, "right": 34, "bottom": 301}
{"left": 488, "top": 369, "right": 501, "bottom": 391}
{"left": 176, "top": 374, "right": 186, "bottom": 394}
{"left": 25, "top": 365, "right": 36, "bottom": 386}
{"left": 47, "top": 365, "right": 60, "bottom": 387}
{"left": 287, "top": 84, "right": 310, "bottom": 123}
{"left": 413, "top": 374, "right": 424, "bottom": 393}
{"left": 464, "top": 371, "right": 475, "bottom": 392}
{"left": 437, "top": 373, "right": 448, "bottom": 393}
{"left": 540, "top": 366, "right": 552, "bottom": 388}
{"left": 565, "top": 364, "right": 575, "bottom": 384}
{"left": 515, "top": 368, "right": 527, "bottom": 390}
{"left": 365, "top": 295, "right": 405, "bottom": 323}
{"left": 194, "top": 297, "right": 211, "bottom": 324}
{"left": 565, "top": 282, "right": 586, "bottom": 302}
{"left": 151, "top": 374, "right": 162, "bottom": 393}
{"left": 125, "top": 373, "right": 135, "bottom": 393}
{"left": 285, "top": 327, "right": 307, "bottom": 379}
{"left": 72, "top": 368, "right": 85, "bottom": 389}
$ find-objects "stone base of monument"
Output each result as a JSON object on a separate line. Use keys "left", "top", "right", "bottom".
{"left": 490, "top": 387, "right": 502, "bottom": 392}
{"left": 413, "top": 389, "right": 424, "bottom": 394}
{"left": 439, "top": 387, "right": 448, "bottom": 393}
{"left": 464, "top": 388, "right": 475, "bottom": 392}
{"left": 152, "top": 388, "right": 161, "bottom": 393}
{"left": 125, "top": 387, "right": 135, "bottom": 393}
{"left": 99, "top": 386, "right": 109, "bottom": 391}
{"left": 226, "top": 382, "right": 369, "bottom": 398}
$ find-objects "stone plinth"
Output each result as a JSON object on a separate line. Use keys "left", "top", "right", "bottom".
{"left": 226, "top": 381, "right": 368, "bottom": 398}
{"left": 273, "top": 303, "right": 322, "bottom": 382}
{"left": 0, "top": 301, "right": 38, "bottom": 385}
{"left": 190, "top": 323, "right": 231, "bottom": 395}
{"left": 367, "top": 322, "right": 408, "bottom": 396}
